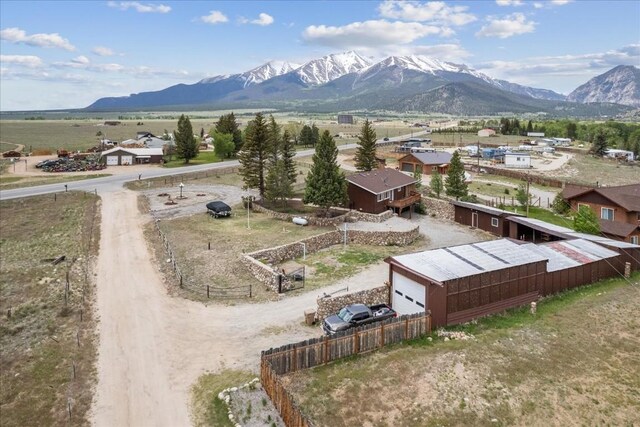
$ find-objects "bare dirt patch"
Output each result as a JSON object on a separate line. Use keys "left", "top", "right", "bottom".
{"left": 543, "top": 153, "right": 640, "bottom": 186}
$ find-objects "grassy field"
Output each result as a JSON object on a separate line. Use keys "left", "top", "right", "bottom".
{"left": 545, "top": 153, "right": 640, "bottom": 186}
{"left": 285, "top": 274, "right": 640, "bottom": 426}
{"left": 0, "top": 192, "right": 100, "bottom": 426}
{"left": 503, "top": 206, "right": 574, "bottom": 229}
{"left": 162, "top": 151, "right": 221, "bottom": 168}
{"left": 0, "top": 172, "right": 111, "bottom": 190}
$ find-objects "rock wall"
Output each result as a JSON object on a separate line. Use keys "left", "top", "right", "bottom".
{"left": 423, "top": 196, "right": 454, "bottom": 220}
{"left": 252, "top": 201, "right": 350, "bottom": 227}
{"left": 316, "top": 285, "right": 390, "bottom": 321}
{"left": 243, "top": 226, "right": 420, "bottom": 294}
{"left": 349, "top": 209, "right": 394, "bottom": 223}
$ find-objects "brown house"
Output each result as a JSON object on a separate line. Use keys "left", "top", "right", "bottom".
{"left": 452, "top": 201, "right": 523, "bottom": 236}
{"left": 398, "top": 152, "right": 452, "bottom": 175}
{"left": 347, "top": 168, "right": 419, "bottom": 215}
{"left": 562, "top": 184, "right": 640, "bottom": 244}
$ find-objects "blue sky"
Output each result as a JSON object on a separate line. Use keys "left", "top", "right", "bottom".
{"left": 1, "top": 0, "right": 639, "bottom": 111}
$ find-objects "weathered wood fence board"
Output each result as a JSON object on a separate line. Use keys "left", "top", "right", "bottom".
{"left": 260, "top": 312, "right": 431, "bottom": 426}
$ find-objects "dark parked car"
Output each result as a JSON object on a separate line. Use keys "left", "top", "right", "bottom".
{"left": 206, "top": 201, "right": 232, "bottom": 218}
{"left": 322, "top": 303, "right": 396, "bottom": 335}
{"left": 383, "top": 137, "right": 389, "bottom": 141}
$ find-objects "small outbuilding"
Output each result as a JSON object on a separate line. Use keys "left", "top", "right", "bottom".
{"left": 100, "top": 147, "right": 163, "bottom": 165}
{"left": 504, "top": 152, "right": 531, "bottom": 169}
{"left": 452, "top": 201, "right": 522, "bottom": 236}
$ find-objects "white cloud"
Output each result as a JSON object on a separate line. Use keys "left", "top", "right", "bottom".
{"left": 201, "top": 10, "right": 228, "bottom": 24}
{"left": 239, "top": 13, "right": 275, "bottom": 26}
{"left": 0, "top": 55, "right": 43, "bottom": 68}
{"left": 71, "top": 55, "right": 90, "bottom": 65}
{"left": 252, "top": 13, "right": 274, "bottom": 26}
{"left": 496, "top": 0, "right": 523, "bottom": 6}
{"left": 303, "top": 20, "right": 452, "bottom": 48}
{"left": 0, "top": 27, "right": 75, "bottom": 51}
{"left": 378, "top": 1, "right": 476, "bottom": 26}
{"left": 92, "top": 46, "right": 115, "bottom": 56}
{"left": 532, "top": 0, "right": 572, "bottom": 9}
{"left": 475, "top": 44, "right": 640, "bottom": 91}
{"left": 107, "top": 1, "right": 171, "bottom": 13}
{"left": 551, "top": 0, "right": 572, "bottom": 5}
{"left": 476, "top": 13, "right": 535, "bottom": 38}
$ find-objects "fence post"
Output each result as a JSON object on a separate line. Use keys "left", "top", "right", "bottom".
{"left": 249, "top": 284, "right": 252, "bottom": 298}
{"left": 180, "top": 275, "right": 183, "bottom": 288}
{"left": 380, "top": 322, "right": 384, "bottom": 348}
{"left": 354, "top": 329, "right": 359, "bottom": 354}
{"left": 292, "top": 346, "right": 297, "bottom": 372}
{"left": 405, "top": 317, "right": 409, "bottom": 339}
{"left": 324, "top": 336, "right": 329, "bottom": 364}
{"left": 207, "top": 285, "right": 210, "bottom": 298}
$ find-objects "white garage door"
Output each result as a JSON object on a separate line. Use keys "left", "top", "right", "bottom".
{"left": 121, "top": 155, "right": 133, "bottom": 165}
{"left": 392, "top": 272, "right": 426, "bottom": 315}
{"left": 106, "top": 156, "right": 118, "bottom": 166}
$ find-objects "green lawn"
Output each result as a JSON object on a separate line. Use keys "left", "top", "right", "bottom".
{"left": 503, "top": 206, "right": 573, "bottom": 229}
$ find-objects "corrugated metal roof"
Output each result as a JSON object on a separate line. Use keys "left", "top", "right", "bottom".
{"left": 452, "top": 201, "right": 523, "bottom": 217}
{"left": 506, "top": 216, "right": 640, "bottom": 249}
{"left": 522, "top": 239, "right": 619, "bottom": 272}
{"left": 390, "top": 239, "right": 547, "bottom": 283}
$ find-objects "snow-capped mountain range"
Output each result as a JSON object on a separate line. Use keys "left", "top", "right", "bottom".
{"left": 86, "top": 51, "right": 638, "bottom": 115}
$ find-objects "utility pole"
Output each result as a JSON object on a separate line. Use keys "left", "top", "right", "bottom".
{"left": 477, "top": 140, "right": 480, "bottom": 170}
{"left": 526, "top": 173, "right": 530, "bottom": 217}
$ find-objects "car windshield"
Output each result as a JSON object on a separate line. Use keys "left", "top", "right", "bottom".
{"left": 337, "top": 308, "right": 353, "bottom": 322}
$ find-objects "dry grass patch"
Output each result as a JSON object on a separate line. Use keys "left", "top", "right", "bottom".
{"left": 285, "top": 276, "right": 640, "bottom": 426}
{"left": 0, "top": 192, "right": 100, "bottom": 426}
{"left": 545, "top": 154, "right": 640, "bottom": 186}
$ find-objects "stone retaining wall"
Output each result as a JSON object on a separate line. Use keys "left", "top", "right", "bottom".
{"left": 316, "top": 285, "right": 390, "bottom": 321}
{"left": 244, "top": 226, "right": 420, "bottom": 294}
{"left": 349, "top": 209, "right": 394, "bottom": 223}
{"left": 423, "top": 196, "right": 454, "bottom": 220}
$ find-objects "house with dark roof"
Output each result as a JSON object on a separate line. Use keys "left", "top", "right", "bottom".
{"left": 398, "top": 151, "right": 452, "bottom": 175}
{"left": 347, "top": 168, "right": 419, "bottom": 215}
{"left": 562, "top": 183, "right": 640, "bottom": 244}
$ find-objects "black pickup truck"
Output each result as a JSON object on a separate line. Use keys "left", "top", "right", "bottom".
{"left": 322, "top": 303, "right": 397, "bottom": 335}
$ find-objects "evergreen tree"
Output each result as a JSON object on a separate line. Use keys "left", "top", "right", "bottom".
{"left": 200, "top": 127, "right": 205, "bottom": 139}
{"left": 174, "top": 114, "right": 198, "bottom": 164}
{"left": 566, "top": 122, "right": 577, "bottom": 139}
{"left": 239, "top": 113, "right": 269, "bottom": 196}
{"left": 413, "top": 165, "right": 422, "bottom": 190}
{"left": 303, "top": 130, "right": 348, "bottom": 217}
{"left": 300, "top": 125, "right": 314, "bottom": 146}
{"left": 265, "top": 160, "right": 294, "bottom": 208}
{"left": 215, "top": 113, "right": 243, "bottom": 153}
{"left": 526, "top": 120, "right": 533, "bottom": 133}
{"left": 591, "top": 128, "right": 608, "bottom": 156}
{"left": 354, "top": 119, "right": 378, "bottom": 171}
{"left": 444, "top": 151, "right": 468, "bottom": 199}
{"left": 267, "top": 115, "right": 282, "bottom": 165}
{"left": 574, "top": 205, "right": 600, "bottom": 235}
{"left": 280, "top": 129, "right": 297, "bottom": 184}
{"left": 430, "top": 170, "right": 443, "bottom": 198}
{"left": 551, "top": 193, "right": 571, "bottom": 215}
{"left": 311, "top": 124, "right": 320, "bottom": 147}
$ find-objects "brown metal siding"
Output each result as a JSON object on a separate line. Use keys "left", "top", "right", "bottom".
{"left": 454, "top": 205, "right": 508, "bottom": 237}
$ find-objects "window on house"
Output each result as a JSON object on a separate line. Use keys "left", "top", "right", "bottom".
{"left": 631, "top": 236, "right": 638, "bottom": 245}
{"left": 601, "top": 207, "right": 614, "bottom": 221}
{"left": 432, "top": 166, "right": 438, "bottom": 171}
{"left": 377, "top": 190, "right": 393, "bottom": 202}
{"left": 491, "top": 217, "right": 499, "bottom": 227}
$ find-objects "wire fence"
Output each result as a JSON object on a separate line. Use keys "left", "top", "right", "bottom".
{"left": 153, "top": 220, "right": 252, "bottom": 299}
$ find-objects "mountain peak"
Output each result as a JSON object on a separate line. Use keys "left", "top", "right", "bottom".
{"left": 567, "top": 65, "right": 640, "bottom": 107}
{"left": 295, "top": 51, "right": 373, "bottom": 85}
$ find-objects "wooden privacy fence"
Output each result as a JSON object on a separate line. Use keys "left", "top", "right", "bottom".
{"left": 260, "top": 312, "right": 431, "bottom": 426}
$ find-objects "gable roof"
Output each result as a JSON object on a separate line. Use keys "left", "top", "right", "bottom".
{"left": 347, "top": 168, "right": 417, "bottom": 195}
{"left": 400, "top": 152, "right": 452, "bottom": 165}
{"left": 563, "top": 183, "right": 640, "bottom": 212}
{"left": 599, "top": 219, "right": 638, "bottom": 238}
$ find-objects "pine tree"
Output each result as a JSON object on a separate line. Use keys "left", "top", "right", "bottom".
{"left": 430, "top": 170, "right": 443, "bottom": 198}
{"left": 265, "top": 160, "right": 294, "bottom": 208}
{"left": 311, "top": 124, "right": 320, "bottom": 147}
{"left": 280, "top": 129, "right": 297, "bottom": 184}
{"left": 413, "top": 165, "right": 422, "bottom": 190}
{"left": 591, "top": 128, "right": 608, "bottom": 156}
{"left": 174, "top": 114, "right": 198, "bottom": 164}
{"left": 212, "top": 131, "right": 234, "bottom": 159}
{"left": 267, "top": 115, "right": 282, "bottom": 165}
{"left": 303, "top": 130, "right": 348, "bottom": 217}
{"left": 526, "top": 120, "right": 533, "bottom": 133}
{"left": 444, "top": 151, "right": 468, "bottom": 199}
{"left": 354, "top": 119, "right": 378, "bottom": 171}
{"left": 239, "top": 112, "right": 269, "bottom": 197}
{"left": 215, "top": 113, "right": 243, "bottom": 153}
{"left": 574, "top": 205, "right": 600, "bottom": 235}
{"left": 300, "top": 125, "right": 314, "bottom": 146}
